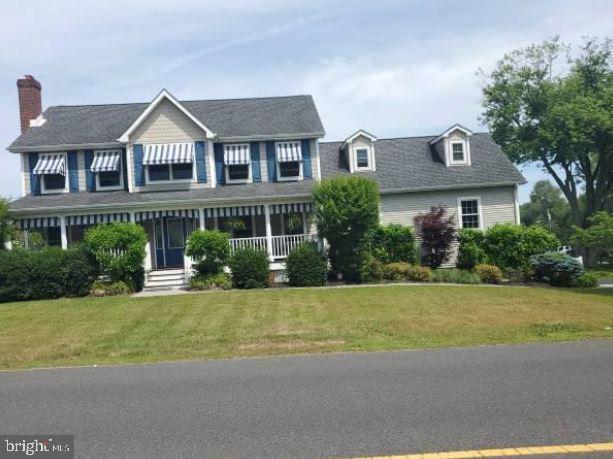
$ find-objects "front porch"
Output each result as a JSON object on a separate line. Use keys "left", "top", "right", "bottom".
{"left": 13, "top": 202, "right": 317, "bottom": 275}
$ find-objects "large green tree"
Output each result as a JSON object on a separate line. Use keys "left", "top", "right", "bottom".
{"left": 481, "top": 37, "right": 613, "bottom": 227}
{"left": 520, "top": 180, "right": 574, "bottom": 242}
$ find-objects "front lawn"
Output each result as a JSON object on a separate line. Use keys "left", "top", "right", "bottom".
{"left": 1, "top": 285, "right": 612, "bottom": 370}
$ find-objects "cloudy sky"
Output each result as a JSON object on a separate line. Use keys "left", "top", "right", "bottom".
{"left": 1, "top": 0, "right": 611, "bottom": 201}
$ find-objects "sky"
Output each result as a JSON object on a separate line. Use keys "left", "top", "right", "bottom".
{"left": 1, "top": 0, "right": 611, "bottom": 202}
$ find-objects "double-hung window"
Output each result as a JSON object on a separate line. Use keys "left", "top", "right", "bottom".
{"left": 143, "top": 143, "right": 194, "bottom": 183}
{"left": 451, "top": 142, "right": 466, "bottom": 164}
{"left": 33, "top": 153, "right": 68, "bottom": 194}
{"left": 459, "top": 198, "right": 481, "bottom": 229}
{"left": 91, "top": 150, "right": 123, "bottom": 190}
{"left": 276, "top": 141, "right": 303, "bottom": 180}
{"left": 224, "top": 144, "right": 251, "bottom": 183}
{"left": 355, "top": 148, "right": 370, "bottom": 169}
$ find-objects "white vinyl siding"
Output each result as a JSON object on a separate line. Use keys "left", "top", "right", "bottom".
{"left": 380, "top": 186, "right": 517, "bottom": 266}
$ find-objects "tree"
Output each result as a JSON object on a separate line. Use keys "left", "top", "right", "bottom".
{"left": 571, "top": 211, "right": 613, "bottom": 263}
{"left": 520, "top": 180, "right": 574, "bottom": 242}
{"left": 313, "top": 176, "right": 380, "bottom": 282}
{"left": 414, "top": 206, "right": 456, "bottom": 268}
{"left": 0, "top": 199, "right": 13, "bottom": 250}
{"left": 480, "top": 37, "right": 613, "bottom": 227}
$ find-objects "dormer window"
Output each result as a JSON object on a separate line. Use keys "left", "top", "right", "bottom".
{"left": 224, "top": 144, "right": 251, "bottom": 184}
{"left": 276, "top": 141, "right": 303, "bottom": 181}
{"left": 91, "top": 150, "right": 123, "bottom": 190}
{"left": 33, "top": 153, "right": 68, "bottom": 194}
{"left": 356, "top": 148, "right": 370, "bottom": 169}
{"left": 451, "top": 142, "right": 465, "bottom": 163}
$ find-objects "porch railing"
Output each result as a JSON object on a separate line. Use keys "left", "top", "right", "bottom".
{"left": 229, "top": 234, "right": 318, "bottom": 260}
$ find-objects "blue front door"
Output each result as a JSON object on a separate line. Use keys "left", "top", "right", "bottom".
{"left": 154, "top": 217, "right": 186, "bottom": 269}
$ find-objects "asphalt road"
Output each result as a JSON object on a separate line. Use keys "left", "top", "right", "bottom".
{"left": 1, "top": 341, "right": 612, "bottom": 458}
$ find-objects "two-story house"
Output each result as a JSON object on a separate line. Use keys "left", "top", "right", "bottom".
{"left": 7, "top": 75, "right": 525, "bottom": 289}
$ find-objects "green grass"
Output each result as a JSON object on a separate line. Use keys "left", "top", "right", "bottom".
{"left": 1, "top": 285, "right": 612, "bottom": 370}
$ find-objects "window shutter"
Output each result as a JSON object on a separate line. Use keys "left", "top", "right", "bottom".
{"left": 250, "top": 142, "right": 261, "bottom": 182}
{"left": 121, "top": 149, "right": 129, "bottom": 190}
{"left": 68, "top": 151, "right": 79, "bottom": 192}
{"left": 214, "top": 143, "right": 225, "bottom": 185}
{"left": 195, "top": 141, "right": 207, "bottom": 183}
{"left": 133, "top": 144, "right": 145, "bottom": 187}
{"left": 266, "top": 141, "right": 276, "bottom": 182}
{"left": 301, "top": 139, "right": 312, "bottom": 178}
{"left": 28, "top": 153, "right": 41, "bottom": 195}
{"left": 84, "top": 150, "right": 96, "bottom": 191}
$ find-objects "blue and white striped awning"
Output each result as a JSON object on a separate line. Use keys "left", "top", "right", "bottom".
{"left": 17, "top": 217, "right": 59, "bottom": 229}
{"left": 66, "top": 213, "right": 130, "bottom": 226}
{"left": 204, "top": 206, "right": 263, "bottom": 218}
{"left": 135, "top": 209, "right": 199, "bottom": 222}
{"left": 276, "top": 142, "right": 302, "bottom": 162}
{"left": 91, "top": 150, "right": 121, "bottom": 172}
{"left": 32, "top": 154, "right": 66, "bottom": 176}
{"left": 143, "top": 143, "right": 194, "bottom": 165}
{"left": 270, "top": 202, "right": 313, "bottom": 215}
{"left": 224, "top": 144, "right": 250, "bottom": 165}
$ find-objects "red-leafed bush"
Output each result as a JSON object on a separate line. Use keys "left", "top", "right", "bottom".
{"left": 414, "top": 206, "right": 456, "bottom": 269}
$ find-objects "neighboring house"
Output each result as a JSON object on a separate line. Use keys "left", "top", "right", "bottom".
{"left": 7, "top": 75, "right": 524, "bottom": 289}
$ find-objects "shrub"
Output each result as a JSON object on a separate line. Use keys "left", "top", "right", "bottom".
{"left": 456, "top": 229, "right": 488, "bottom": 270}
{"left": 189, "top": 273, "right": 232, "bottom": 291}
{"left": 285, "top": 242, "right": 328, "bottom": 287}
{"left": 185, "top": 230, "right": 231, "bottom": 276}
{"left": 0, "top": 246, "right": 97, "bottom": 302}
{"left": 530, "top": 252, "right": 584, "bottom": 287}
{"left": 313, "top": 176, "right": 380, "bottom": 282}
{"left": 432, "top": 269, "right": 481, "bottom": 284}
{"left": 483, "top": 224, "right": 559, "bottom": 271}
{"left": 62, "top": 245, "right": 99, "bottom": 296}
{"left": 84, "top": 222, "right": 147, "bottom": 291}
{"left": 382, "top": 262, "right": 410, "bottom": 281}
{"left": 91, "top": 280, "right": 131, "bottom": 296}
{"left": 574, "top": 273, "right": 599, "bottom": 288}
{"left": 229, "top": 248, "right": 270, "bottom": 289}
{"left": 473, "top": 264, "right": 503, "bottom": 284}
{"left": 571, "top": 211, "right": 613, "bottom": 264}
{"left": 358, "top": 253, "right": 384, "bottom": 283}
{"left": 414, "top": 206, "right": 456, "bottom": 268}
{"left": 369, "top": 224, "right": 417, "bottom": 264}
{"left": 406, "top": 265, "right": 433, "bottom": 282}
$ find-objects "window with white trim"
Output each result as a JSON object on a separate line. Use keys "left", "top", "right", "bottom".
{"left": 42, "top": 173, "right": 67, "bottom": 193}
{"left": 38, "top": 153, "right": 68, "bottom": 194}
{"left": 226, "top": 164, "right": 250, "bottom": 182}
{"left": 278, "top": 161, "right": 301, "bottom": 179}
{"left": 451, "top": 141, "right": 466, "bottom": 164}
{"left": 146, "top": 163, "right": 194, "bottom": 183}
{"left": 224, "top": 143, "right": 251, "bottom": 184}
{"left": 460, "top": 198, "right": 480, "bottom": 229}
{"left": 356, "top": 148, "right": 370, "bottom": 169}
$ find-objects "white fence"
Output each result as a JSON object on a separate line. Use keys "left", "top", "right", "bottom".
{"left": 229, "top": 234, "right": 318, "bottom": 260}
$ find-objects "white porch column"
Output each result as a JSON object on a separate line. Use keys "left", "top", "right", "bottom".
{"left": 213, "top": 216, "right": 219, "bottom": 230}
{"left": 60, "top": 216, "right": 68, "bottom": 249}
{"left": 199, "top": 209, "right": 205, "bottom": 230}
{"left": 129, "top": 211, "right": 136, "bottom": 223}
{"left": 264, "top": 204, "right": 273, "bottom": 261}
{"left": 144, "top": 241, "right": 152, "bottom": 271}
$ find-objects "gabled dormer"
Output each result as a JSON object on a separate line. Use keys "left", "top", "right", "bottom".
{"left": 342, "top": 129, "right": 377, "bottom": 173}
{"left": 430, "top": 124, "right": 473, "bottom": 167}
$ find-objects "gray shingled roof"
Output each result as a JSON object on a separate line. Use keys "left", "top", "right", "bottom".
{"left": 319, "top": 133, "right": 525, "bottom": 191}
{"left": 9, "top": 181, "right": 316, "bottom": 214}
{"left": 9, "top": 95, "right": 325, "bottom": 150}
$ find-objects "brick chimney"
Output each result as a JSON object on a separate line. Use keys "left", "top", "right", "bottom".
{"left": 17, "top": 75, "right": 42, "bottom": 133}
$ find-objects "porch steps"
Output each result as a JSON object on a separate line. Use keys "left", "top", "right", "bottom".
{"left": 144, "top": 268, "right": 188, "bottom": 292}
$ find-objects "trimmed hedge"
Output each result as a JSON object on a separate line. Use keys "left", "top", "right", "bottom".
{"left": 189, "top": 273, "right": 232, "bottom": 291}
{"left": 229, "top": 248, "right": 270, "bottom": 289}
{"left": 474, "top": 264, "right": 503, "bottom": 284}
{"left": 456, "top": 229, "right": 489, "bottom": 270}
{"left": 530, "top": 252, "right": 584, "bottom": 287}
{"left": 185, "top": 230, "right": 231, "bottom": 276}
{"left": 484, "top": 224, "right": 559, "bottom": 270}
{"left": 285, "top": 242, "right": 328, "bottom": 287}
{"left": 369, "top": 224, "right": 417, "bottom": 264}
{"left": 0, "top": 245, "right": 98, "bottom": 302}
{"left": 432, "top": 269, "right": 481, "bottom": 284}
{"left": 574, "top": 273, "right": 599, "bottom": 288}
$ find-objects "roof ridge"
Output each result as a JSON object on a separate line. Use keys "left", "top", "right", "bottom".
{"left": 49, "top": 94, "right": 314, "bottom": 110}
{"left": 321, "top": 132, "right": 490, "bottom": 144}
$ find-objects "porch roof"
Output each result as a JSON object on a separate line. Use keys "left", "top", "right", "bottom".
{"left": 8, "top": 180, "right": 315, "bottom": 215}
